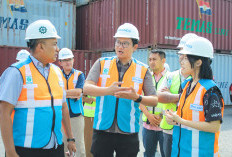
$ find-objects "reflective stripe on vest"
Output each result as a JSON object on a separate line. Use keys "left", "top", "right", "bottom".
{"left": 172, "top": 79, "right": 223, "bottom": 157}
{"left": 94, "top": 57, "right": 147, "bottom": 133}
{"left": 13, "top": 59, "right": 63, "bottom": 148}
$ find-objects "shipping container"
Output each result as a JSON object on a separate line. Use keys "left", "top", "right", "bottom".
{"left": 76, "top": 0, "right": 89, "bottom": 7}
{"left": 102, "top": 49, "right": 232, "bottom": 105}
{"left": 0, "top": 46, "right": 101, "bottom": 76}
{"left": 0, "top": 0, "right": 76, "bottom": 49}
{"left": 76, "top": 0, "right": 232, "bottom": 52}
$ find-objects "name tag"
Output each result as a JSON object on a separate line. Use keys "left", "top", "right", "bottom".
{"left": 190, "top": 104, "right": 203, "bottom": 111}
{"left": 132, "top": 77, "right": 143, "bottom": 84}
{"left": 100, "top": 74, "right": 110, "bottom": 79}
{"left": 23, "top": 84, "right": 38, "bottom": 89}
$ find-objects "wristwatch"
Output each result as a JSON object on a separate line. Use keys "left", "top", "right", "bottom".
{"left": 67, "top": 138, "right": 75, "bottom": 142}
{"left": 134, "top": 95, "right": 142, "bottom": 103}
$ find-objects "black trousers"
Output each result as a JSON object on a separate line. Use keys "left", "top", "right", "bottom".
{"left": 91, "top": 130, "right": 140, "bottom": 157}
{"left": 13, "top": 144, "right": 64, "bottom": 157}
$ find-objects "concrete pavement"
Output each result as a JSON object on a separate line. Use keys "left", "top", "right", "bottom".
{"left": 1, "top": 106, "right": 231, "bottom": 157}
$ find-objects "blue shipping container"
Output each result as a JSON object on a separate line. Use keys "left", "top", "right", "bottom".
{"left": 0, "top": 0, "right": 76, "bottom": 49}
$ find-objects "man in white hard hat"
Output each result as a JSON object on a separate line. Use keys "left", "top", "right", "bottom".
{"left": 83, "top": 23, "right": 158, "bottom": 157}
{"left": 58, "top": 48, "right": 86, "bottom": 157}
{"left": 16, "top": 49, "right": 30, "bottom": 61}
{"left": 0, "top": 20, "right": 76, "bottom": 157}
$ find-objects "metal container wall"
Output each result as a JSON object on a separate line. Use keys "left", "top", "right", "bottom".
{"left": 0, "top": 46, "right": 101, "bottom": 77}
{"left": 102, "top": 49, "right": 232, "bottom": 105}
{"left": 76, "top": 0, "right": 232, "bottom": 51}
{"left": 0, "top": 0, "right": 76, "bottom": 49}
{"left": 157, "top": 0, "right": 232, "bottom": 51}
{"left": 76, "top": 0, "right": 90, "bottom": 7}
{"left": 212, "top": 53, "right": 232, "bottom": 105}
{"left": 76, "top": 0, "right": 155, "bottom": 51}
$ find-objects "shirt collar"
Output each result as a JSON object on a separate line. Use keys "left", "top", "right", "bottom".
{"left": 62, "top": 68, "right": 74, "bottom": 77}
{"left": 116, "top": 57, "right": 132, "bottom": 66}
{"left": 153, "top": 68, "right": 166, "bottom": 77}
{"left": 30, "top": 55, "right": 50, "bottom": 69}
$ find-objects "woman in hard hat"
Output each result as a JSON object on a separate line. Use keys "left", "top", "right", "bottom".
{"left": 165, "top": 37, "right": 224, "bottom": 157}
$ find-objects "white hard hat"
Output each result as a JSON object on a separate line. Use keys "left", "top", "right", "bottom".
{"left": 113, "top": 23, "right": 140, "bottom": 41}
{"left": 177, "top": 33, "right": 198, "bottom": 48}
{"left": 178, "top": 37, "right": 214, "bottom": 59}
{"left": 16, "top": 49, "right": 30, "bottom": 61}
{"left": 25, "top": 20, "right": 61, "bottom": 40}
{"left": 58, "top": 48, "right": 74, "bottom": 60}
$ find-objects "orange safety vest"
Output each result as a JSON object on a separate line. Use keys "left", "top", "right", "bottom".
{"left": 63, "top": 69, "right": 84, "bottom": 116}
{"left": 94, "top": 56, "right": 148, "bottom": 133}
{"left": 12, "top": 57, "right": 64, "bottom": 148}
{"left": 172, "top": 79, "right": 224, "bottom": 157}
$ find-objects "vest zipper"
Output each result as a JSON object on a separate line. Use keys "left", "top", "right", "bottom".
{"left": 112, "top": 62, "right": 131, "bottom": 131}
{"left": 46, "top": 80, "right": 56, "bottom": 136}
{"left": 30, "top": 59, "right": 56, "bottom": 147}
{"left": 178, "top": 81, "right": 195, "bottom": 157}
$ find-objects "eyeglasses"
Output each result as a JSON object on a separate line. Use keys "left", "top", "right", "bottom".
{"left": 115, "top": 40, "right": 131, "bottom": 48}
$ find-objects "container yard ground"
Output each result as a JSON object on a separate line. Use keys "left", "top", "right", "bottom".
{"left": 1, "top": 106, "right": 231, "bottom": 157}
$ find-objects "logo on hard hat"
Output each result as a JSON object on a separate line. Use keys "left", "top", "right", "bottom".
{"left": 186, "top": 44, "right": 192, "bottom": 48}
{"left": 118, "top": 29, "right": 131, "bottom": 33}
{"left": 39, "top": 26, "right": 47, "bottom": 34}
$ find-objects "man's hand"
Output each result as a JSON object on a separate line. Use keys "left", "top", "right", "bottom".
{"left": 160, "top": 87, "right": 170, "bottom": 93}
{"left": 147, "top": 113, "right": 162, "bottom": 127}
{"left": 66, "top": 141, "right": 76, "bottom": 157}
{"left": 107, "top": 82, "right": 126, "bottom": 95}
{"left": 114, "top": 86, "right": 138, "bottom": 100}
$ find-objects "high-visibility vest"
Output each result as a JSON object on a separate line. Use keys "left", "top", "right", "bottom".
{"left": 160, "top": 70, "right": 180, "bottom": 130}
{"left": 94, "top": 56, "right": 148, "bottom": 133}
{"left": 142, "top": 73, "right": 168, "bottom": 122}
{"left": 63, "top": 69, "right": 84, "bottom": 117}
{"left": 172, "top": 79, "right": 224, "bottom": 157}
{"left": 84, "top": 96, "right": 96, "bottom": 118}
{"left": 11, "top": 57, "right": 64, "bottom": 148}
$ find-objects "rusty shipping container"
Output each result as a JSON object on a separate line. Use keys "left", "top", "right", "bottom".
{"left": 0, "top": 0, "right": 76, "bottom": 49}
{"left": 0, "top": 46, "right": 101, "bottom": 76}
{"left": 76, "top": 0, "right": 232, "bottom": 52}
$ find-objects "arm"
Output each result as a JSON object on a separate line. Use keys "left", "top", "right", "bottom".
{"left": 83, "top": 80, "right": 127, "bottom": 97}
{"left": 0, "top": 101, "right": 19, "bottom": 157}
{"left": 165, "top": 110, "right": 221, "bottom": 133}
{"left": 157, "top": 91, "right": 179, "bottom": 103}
{"left": 139, "top": 104, "right": 161, "bottom": 126}
{"left": 66, "top": 88, "right": 82, "bottom": 99}
{"left": 66, "top": 72, "right": 85, "bottom": 99}
{"left": 62, "top": 102, "right": 76, "bottom": 154}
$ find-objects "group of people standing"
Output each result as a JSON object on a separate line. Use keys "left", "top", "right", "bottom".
{"left": 0, "top": 19, "right": 224, "bottom": 157}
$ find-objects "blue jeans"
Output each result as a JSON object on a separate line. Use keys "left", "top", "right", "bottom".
{"left": 142, "top": 127, "right": 165, "bottom": 157}
{"left": 163, "top": 132, "right": 172, "bottom": 157}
